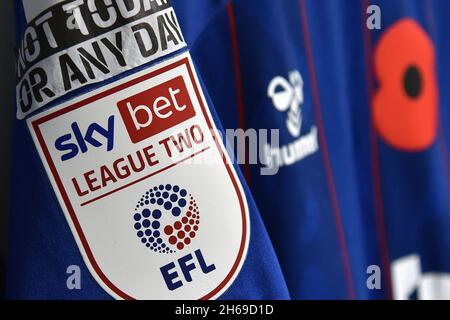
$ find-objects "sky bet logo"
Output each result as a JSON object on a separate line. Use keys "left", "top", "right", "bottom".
{"left": 54, "top": 75, "right": 195, "bottom": 161}
{"left": 55, "top": 116, "right": 115, "bottom": 162}
{"left": 118, "top": 75, "right": 196, "bottom": 144}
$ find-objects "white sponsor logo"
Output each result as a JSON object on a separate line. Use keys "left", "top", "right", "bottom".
{"left": 264, "top": 70, "right": 319, "bottom": 170}
{"left": 267, "top": 70, "right": 304, "bottom": 138}
{"left": 392, "top": 254, "right": 450, "bottom": 300}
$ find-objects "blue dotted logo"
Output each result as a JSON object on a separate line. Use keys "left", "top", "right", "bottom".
{"left": 133, "top": 184, "right": 201, "bottom": 254}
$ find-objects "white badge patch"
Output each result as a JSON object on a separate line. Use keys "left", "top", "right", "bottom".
{"left": 28, "top": 52, "right": 250, "bottom": 300}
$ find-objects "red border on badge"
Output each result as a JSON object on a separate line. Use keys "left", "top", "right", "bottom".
{"left": 31, "top": 57, "right": 248, "bottom": 300}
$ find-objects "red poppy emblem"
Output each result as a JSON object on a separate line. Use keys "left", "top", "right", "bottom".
{"left": 373, "top": 19, "right": 438, "bottom": 151}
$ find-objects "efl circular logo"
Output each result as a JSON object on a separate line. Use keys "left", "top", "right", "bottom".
{"left": 132, "top": 184, "right": 200, "bottom": 254}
